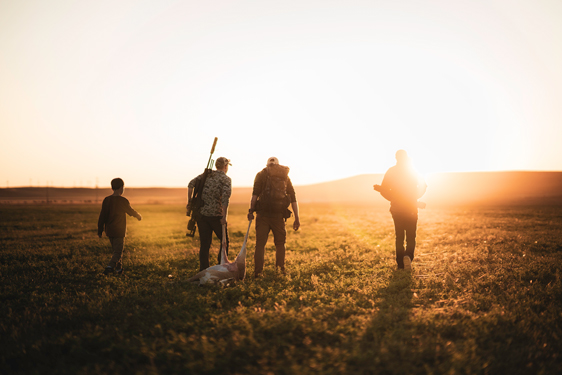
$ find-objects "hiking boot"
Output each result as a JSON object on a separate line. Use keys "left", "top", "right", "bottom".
{"left": 103, "top": 266, "right": 114, "bottom": 275}
{"left": 403, "top": 256, "right": 412, "bottom": 271}
{"left": 115, "top": 268, "right": 124, "bottom": 275}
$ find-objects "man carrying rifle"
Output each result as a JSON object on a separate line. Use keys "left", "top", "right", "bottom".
{"left": 187, "top": 156, "right": 232, "bottom": 271}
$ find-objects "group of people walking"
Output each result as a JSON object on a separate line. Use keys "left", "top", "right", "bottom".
{"left": 186, "top": 156, "right": 300, "bottom": 278}
{"left": 97, "top": 150, "right": 426, "bottom": 277}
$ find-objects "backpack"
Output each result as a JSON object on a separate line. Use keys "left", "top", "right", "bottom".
{"left": 257, "top": 164, "right": 291, "bottom": 215}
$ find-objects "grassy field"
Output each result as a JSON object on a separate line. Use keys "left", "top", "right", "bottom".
{"left": 1, "top": 203, "right": 562, "bottom": 374}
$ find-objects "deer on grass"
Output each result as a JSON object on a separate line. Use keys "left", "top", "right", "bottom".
{"left": 188, "top": 220, "right": 252, "bottom": 285}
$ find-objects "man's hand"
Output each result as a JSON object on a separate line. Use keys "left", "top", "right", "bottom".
{"left": 137, "top": 214, "right": 143, "bottom": 221}
{"left": 186, "top": 204, "right": 191, "bottom": 216}
{"left": 220, "top": 216, "right": 227, "bottom": 225}
{"left": 293, "top": 218, "right": 300, "bottom": 231}
{"left": 247, "top": 210, "right": 255, "bottom": 221}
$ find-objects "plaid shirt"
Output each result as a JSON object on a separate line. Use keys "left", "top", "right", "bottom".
{"left": 189, "top": 170, "right": 231, "bottom": 217}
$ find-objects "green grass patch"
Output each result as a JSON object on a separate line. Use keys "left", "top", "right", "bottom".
{"left": 1, "top": 204, "right": 561, "bottom": 374}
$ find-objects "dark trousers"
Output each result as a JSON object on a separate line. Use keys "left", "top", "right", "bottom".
{"left": 108, "top": 237, "right": 124, "bottom": 269}
{"left": 197, "top": 215, "right": 229, "bottom": 271}
{"left": 391, "top": 211, "right": 418, "bottom": 269}
{"left": 254, "top": 214, "right": 287, "bottom": 275}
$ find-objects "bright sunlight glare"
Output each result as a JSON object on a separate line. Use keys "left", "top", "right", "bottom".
{"left": 186, "top": 44, "right": 505, "bottom": 184}
{"left": 1, "top": 0, "right": 561, "bottom": 187}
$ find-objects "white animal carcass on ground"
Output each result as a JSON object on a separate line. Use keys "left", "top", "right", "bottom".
{"left": 188, "top": 220, "right": 252, "bottom": 285}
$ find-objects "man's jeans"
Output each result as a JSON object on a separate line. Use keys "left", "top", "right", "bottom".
{"left": 254, "top": 214, "right": 286, "bottom": 275}
{"left": 391, "top": 211, "right": 418, "bottom": 269}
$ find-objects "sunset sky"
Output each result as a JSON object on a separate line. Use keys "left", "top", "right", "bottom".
{"left": 1, "top": 0, "right": 561, "bottom": 188}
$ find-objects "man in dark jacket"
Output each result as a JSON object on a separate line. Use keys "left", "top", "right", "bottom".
{"left": 247, "top": 157, "right": 300, "bottom": 277}
{"left": 374, "top": 150, "right": 427, "bottom": 271}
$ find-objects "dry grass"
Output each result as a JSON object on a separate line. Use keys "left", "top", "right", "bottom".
{"left": 1, "top": 203, "right": 561, "bottom": 374}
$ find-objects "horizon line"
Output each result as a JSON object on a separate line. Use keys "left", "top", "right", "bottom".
{"left": 3, "top": 170, "right": 562, "bottom": 190}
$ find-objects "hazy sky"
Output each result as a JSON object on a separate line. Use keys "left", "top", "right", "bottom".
{"left": 1, "top": 0, "right": 561, "bottom": 187}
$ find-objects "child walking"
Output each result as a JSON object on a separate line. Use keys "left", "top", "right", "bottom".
{"left": 98, "top": 178, "right": 142, "bottom": 275}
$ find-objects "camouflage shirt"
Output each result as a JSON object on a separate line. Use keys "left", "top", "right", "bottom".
{"left": 188, "top": 170, "right": 231, "bottom": 217}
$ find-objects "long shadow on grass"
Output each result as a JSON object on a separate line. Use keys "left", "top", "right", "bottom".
{"left": 349, "top": 270, "right": 415, "bottom": 372}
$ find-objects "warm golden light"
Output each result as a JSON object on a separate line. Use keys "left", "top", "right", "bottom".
{"left": 1, "top": 1, "right": 561, "bottom": 188}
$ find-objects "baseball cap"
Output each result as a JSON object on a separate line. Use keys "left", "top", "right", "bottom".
{"left": 215, "top": 157, "right": 232, "bottom": 168}
{"left": 267, "top": 157, "right": 279, "bottom": 166}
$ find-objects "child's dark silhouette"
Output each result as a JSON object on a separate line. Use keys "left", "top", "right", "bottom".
{"left": 98, "top": 178, "right": 142, "bottom": 275}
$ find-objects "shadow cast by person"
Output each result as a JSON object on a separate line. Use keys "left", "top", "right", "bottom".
{"left": 351, "top": 271, "right": 415, "bottom": 372}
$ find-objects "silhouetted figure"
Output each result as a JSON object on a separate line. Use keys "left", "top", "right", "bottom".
{"left": 98, "top": 178, "right": 142, "bottom": 275}
{"left": 247, "top": 157, "right": 300, "bottom": 277}
{"left": 374, "top": 150, "right": 427, "bottom": 271}
{"left": 187, "top": 157, "right": 232, "bottom": 271}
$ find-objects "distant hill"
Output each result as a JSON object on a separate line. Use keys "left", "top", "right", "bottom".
{"left": 423, "top": 171, "right": 562, "bottom": 206}
{"left": 296, "top": 171, "right": 562, "bottom": 206}
{"left": 1, "top": 171, "right": 562, "bottom": 206}
{"left": 295, "top": 174, "right": 385, "bottom": 204}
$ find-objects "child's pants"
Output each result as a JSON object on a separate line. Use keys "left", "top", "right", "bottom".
{"left": 108, "top": 237, "right": 124, "bottom": 269}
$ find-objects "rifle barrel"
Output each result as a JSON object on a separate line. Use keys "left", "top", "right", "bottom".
{"left": 210, "top": 137, "right": 218, "bottom": 154}
{"left": 206, "top": 137, "right": 218, "bottom": 169}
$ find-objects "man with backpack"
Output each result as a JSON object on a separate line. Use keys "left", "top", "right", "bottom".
{"left": 247, "top": 157, "right": 300, "bottom": 278}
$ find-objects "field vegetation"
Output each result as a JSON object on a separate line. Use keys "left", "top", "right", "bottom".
{"left": 1, "top": 203, "right": 562, "bottom": 374}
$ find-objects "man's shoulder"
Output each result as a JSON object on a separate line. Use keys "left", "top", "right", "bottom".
{"left": 252, "top": 169, "right": 268, "bottom": 190}
{"left": 213, "top": 170, "right": 231, "bottom": 181}
{"left": 254, "top": 168, "right": 268, "bottom": 179}
{"left": 192, "top": 172, "right": 206, "bottom": 180}
{"left": 221, "top": 173, "right": 232, "bottom": 184}
{"left": 384, "top": 165, "right": 403, "bottom": 178}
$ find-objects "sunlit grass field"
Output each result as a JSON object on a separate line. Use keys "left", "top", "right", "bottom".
{"left": 1, "top": 203, "right": 562, "bottom": 374}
